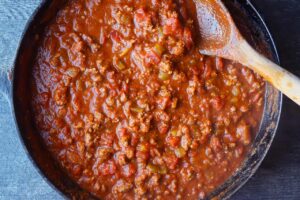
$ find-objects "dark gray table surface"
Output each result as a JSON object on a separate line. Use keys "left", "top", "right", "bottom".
{"left": 0, "top": 0, "right": 300, "bottom": 199}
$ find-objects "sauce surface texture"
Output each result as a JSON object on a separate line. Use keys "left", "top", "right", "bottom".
{"left": 31, "top": 0, "right": 265, "bottom": 199}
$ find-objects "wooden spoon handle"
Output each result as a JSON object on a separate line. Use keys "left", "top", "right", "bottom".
{"left": 237, "top": 40, "right": 300, "bottom": 105}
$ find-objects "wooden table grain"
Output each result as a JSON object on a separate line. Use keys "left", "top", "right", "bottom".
{"left": 0, "top": 0, "right": 300, "bottom": 199}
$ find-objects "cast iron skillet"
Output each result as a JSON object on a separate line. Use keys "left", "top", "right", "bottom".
{"left": 0, "top": 0, "right": 282, "bottom": 199}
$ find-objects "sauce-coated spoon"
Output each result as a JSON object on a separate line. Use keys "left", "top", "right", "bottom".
{"left": 195, "top": 0, "right": 300, "bottom": 105}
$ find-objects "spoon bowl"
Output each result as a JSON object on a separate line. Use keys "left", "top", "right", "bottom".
{"left": 195, "top": 0, "right": 232, "bottom": 51}
{"left": 194, "top": 0, "right": 300, "bottom": 105}
{"left": 195, "top": 0, "right": 234, "bottom": 54}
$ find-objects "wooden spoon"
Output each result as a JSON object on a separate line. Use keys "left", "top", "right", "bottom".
{"left": 195, "top": 0, "right": 300, "bottom": 105}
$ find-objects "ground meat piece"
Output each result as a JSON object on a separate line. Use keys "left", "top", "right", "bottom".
{"left": 181, "top": 167, "right": 194, "bottom": 183}
{"left": 168, "top": 179, "right": 177, "bottom": 193}
{"left": 211, "top": 96, "right": 224, "bottom": 111}
{"left": 163, "top": 12, "right": 182, "bottom": 36}
{"left": 187, "top": 80, "right": 197, "bottom": 96}
{"left": 122, "top": 163, "right": 136, "bottom": 177}
{"left": 53, "top": 85, "right": 68, "bottom": 105}
{"left": 167, "top": 37, "right": 185, "bottom": 56}
{"left": 156, "top": 96, "right": 170, "bottom": 110}
{"left": 148, "top": 174, "right": 160, "bottom": 187}
{"left": 183, "top": 27, "right": 193, "bottom": 49}
{"left": 135, "top": 185, "right": 147, "bottom": 196}
{"left": 134, "top": 8, "right": 152, "bottom": 29}
{"left": 115, "top": 151, "right": 127, "bottom": 166}
{"left": 140, "top": 118, "right": 151, "bottom": 133}
{"left": 163, "top": 153, "right": 179, "bottom": 170}
{"left": 65, "top": 67, "right": 80, "bottom": 78}
{"left": 71, "top": 165, "right": 82, "bottom": 176}
{"left": 71, "top": 40, "right": 85, "bottom": 53}
{"left": 157, "top": 122, "right": 169, "bottom": 134}
{"left": 112, "top": 179, "right": 132, "bottom": 194}
{"left": 82, "top": 34, "right": 100, "bottom": 53}
{"left": 66, "top": 149, "right": 81, "bottom": 164}
{"left": 145, "top": 47, "right": 161, "bottom": 65}
{"left": 181, "top": 133, "right": 192, "bottom": 150}
{"left": 97, "top": 160, "right": 117, "bottom": 176}
{"left": 122, "top": 101, "right": 132, "bottom": 118}
{"left": 136, "top": 143, "right": 150, "bottom": 163}
{"left": 100, "top": 132, "right": 115, "bottom": 147}
{"left": 102, "top": 102, "right": 116, "bottom": 119}
{"left": 95, "top": 147, "right": 113, "bottom": 163}
{"left": 154, "top": 110, "right": 170, "bottom": 122}
{"left": 158, "top": 57, "right": 173, "bottom": 75}
{"left": 116, "top": 126, "right": 130, "bottom": 147}
{"left": 135, "top": 171, "right": 148, "bottom": 186}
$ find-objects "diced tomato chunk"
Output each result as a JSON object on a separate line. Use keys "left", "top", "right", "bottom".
{"left": 166, "top": 136, "right": 180, "bottom": 148}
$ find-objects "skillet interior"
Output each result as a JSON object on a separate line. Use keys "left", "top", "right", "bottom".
{"left": 208, "top": 1, "right": 282, "bottom": 199}
{"left": 12, "top": 0, "right": 281, "bottom": 199}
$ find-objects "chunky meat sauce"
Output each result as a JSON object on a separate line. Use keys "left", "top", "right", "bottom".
{"left": 31, "top": 0, "right": 265, "bottom": 199}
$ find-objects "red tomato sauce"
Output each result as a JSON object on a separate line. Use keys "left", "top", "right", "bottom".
{"left": 30, "top": 0, "right": 265, "bottom": 199}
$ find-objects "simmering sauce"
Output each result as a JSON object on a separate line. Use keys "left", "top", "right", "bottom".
{"left": 30, "top": 0, "right": 265, "bottom": 199}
